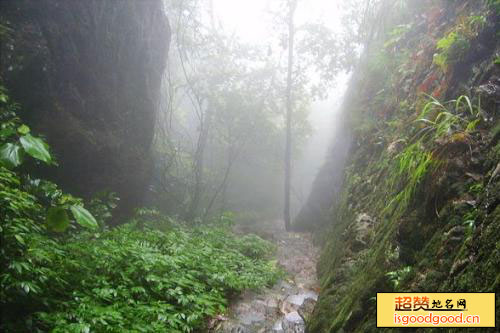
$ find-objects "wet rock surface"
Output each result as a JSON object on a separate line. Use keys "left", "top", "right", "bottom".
{"left": 214, "top": 220, "right": 319, "bottom": 333}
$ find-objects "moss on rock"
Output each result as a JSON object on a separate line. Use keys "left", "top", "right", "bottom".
{"left": 300, "top": 1, "right": 499, "bottom": 331}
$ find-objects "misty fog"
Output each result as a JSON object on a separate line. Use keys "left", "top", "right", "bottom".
{"left": 2, "top": 0, "right": 497, "bottom": 332}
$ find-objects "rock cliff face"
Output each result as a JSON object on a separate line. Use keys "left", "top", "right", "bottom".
{"left": 0, "top": 0, "right": 170, "bottom": 219}
{"left": 295, "top": 1, "right": 499, "bottom": 331}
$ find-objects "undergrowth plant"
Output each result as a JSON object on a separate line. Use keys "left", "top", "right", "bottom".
{"left": 386, "top": 142, "right": 435, "bottom": 214}
{"left": 35, "top": 223, "right": 280, "bottom": 333}
{"left": 384, "top": 94, "right": 481, "bottom": 214}
{"left": 0, "top": 89, "right": 97, "bottom": 232}
{"left": 0, "top": 86, "right": 281, "bottom": 332}
{"left": 433, "top": 15, "right": 485, "bottom": 71}
{"left": 386, "top": 266, "right": 412, "bottom": 290}
{"left": 415, "top": 94, "right": 480, "bottom": 141}
{"left": 1, "top": 86, "right": 99, "bottom": 331}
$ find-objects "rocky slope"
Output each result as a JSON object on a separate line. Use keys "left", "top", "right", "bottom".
{"left": 215, "top": 220, "right": 319, "bottom": 333}
{"left": 294, "top": 1, "right": 499, "bottom": 331}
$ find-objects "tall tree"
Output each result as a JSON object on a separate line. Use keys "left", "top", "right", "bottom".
{"left": 284, "top": 0, "right": 297, "bottom": 231}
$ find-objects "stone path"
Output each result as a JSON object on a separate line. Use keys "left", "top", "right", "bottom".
{"left": 213, "top": 220, "right": 319, "bottom": 333}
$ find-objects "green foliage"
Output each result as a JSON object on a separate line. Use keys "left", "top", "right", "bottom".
{"left": 305, "top": 3, "right": 498, "bottom": 331}
{"left": 417, "top": 95, "right": 481, "bottom": 140}
{"left": 415, "top": 94, "right": 479, "bottom": 140}
{"left": 0, "top": 143, "right": 23, "bottom": 168}
{"left": 19, "top": 133, "right": 52, "bottom": 164}
{"left": 232, "top": 233, "right": 276, "bottom": 259}
{"left": 45, "top": 207, "right": 70, "bottom": 232}
{"left": 69, "top": 205, "right": 98, "bottom": 230}
{"left": 0, "top": 87, "right": 97, "bottom": 233}
{"left": 468, "top": 183, "right": 483, "bottom": 195}
{"left": 0, "top": 106, "right": 55, "bottom": 168}
{"left": 433, "top": 15, "right": 485, "bottom": 71}
{"left": 88, "top": 191, "right": 120, "bottom": 225}
{"left": 387, "top": 142, "right": 435, "bottom": 213}
{"left": 133, "top": 207, "right": 178, "bottom": 231}
{"left": 0, "top": 92, "right": 99, "bottom": 324}
{"left": 0, "top": 86, "right": 279, "bottom": 333}
{"left": 433, "top": 31, "right": 469, "bottom": 70}
{"left": 2, "top": 178, "right": 279, "bottom": 333}
{"left": 384, "top": 95, "right": 480, "bottom": 214}
{"left": 386, "top": 266, "right": 412, "bottom": 290}
{"left": 30, "top": 223, "right": 279, "bottom": 332}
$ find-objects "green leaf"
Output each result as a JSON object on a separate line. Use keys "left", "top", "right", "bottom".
{"left": 14, "top": 234, "right": 25, "bottom": 245}
{"left": 0, "top": 143, "right": 24, "bottom": 168}
{"left": 20, "top": 133, "right": 51, "bottom": 163}
{"left": 0, "top": 128, "right": 16, "bottom": 139}
{"left": 46, "top": 207, "right": 70, "bottom": 232}
{"left": 17, "top": 124, "right": 30, "bottom": 135}
{"left": 70, "top": 205, "right": 98, "bottom": 229}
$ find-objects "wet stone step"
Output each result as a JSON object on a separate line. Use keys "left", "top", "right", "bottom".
{"left": 214, "top": 220, "right": 319, "bottom": 333}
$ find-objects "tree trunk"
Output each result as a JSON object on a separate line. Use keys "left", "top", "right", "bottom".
{"left": 186, "top": 107, "right": 210, "bottom": 221}
{"left": 284, "top": 0, "right": 297, "bottom": 231}
{"left": 203, "top": 146, "right": 236, "bottom": 221}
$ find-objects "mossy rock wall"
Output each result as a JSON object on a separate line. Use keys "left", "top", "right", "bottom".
{"left": 0, "top": 0, "right": 170, "bottom": 220}
{"left": 297, "top": 1, "right": 500, "bottom": 331}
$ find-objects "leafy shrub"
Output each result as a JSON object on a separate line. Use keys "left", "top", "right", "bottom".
{"left": 33, "top": 224, "right": 280, "bottom": 332}
{"left": 0, "top": 90, "right": 97, "bottom": 233}
{"left": 88, "top": 191, "right": 120, "bottom": 226}
{"left": 0, "top": 87, "right": 280, "bottom": 332}
{"left": 433, "top": 31, "right": 469, "bottom": 70}
{"left": 1, "top": 86, "right": 98, "bottom": 331}
{"left": 233, "top": 233, "right": 276, "bottom": 259}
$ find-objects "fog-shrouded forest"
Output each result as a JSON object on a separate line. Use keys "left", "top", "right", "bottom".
{"left": 0, "top": 0, "right": 498, "bottom": 332}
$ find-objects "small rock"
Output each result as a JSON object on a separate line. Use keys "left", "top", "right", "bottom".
{"left": 356, "top": 213, "right": 375, "bottom": 224}
{"left": 465, "top": 172, "right": 482, "bottom": 181}
{"left": 282, "top": 311, "right": 305, "bottom": 333}
{"left": 284, "top": 311, "right": 303, "bottom": 324}
{"left": 218, "top": 323, "right": 250, "bottom": 333}
{"left": 272, "top": 320, "right": 284, "bottom": 332}
{"left": 298, "top": 298, "right": 316, "bottom": 322}
{"left": 238, "top": 310, "right": 265, "bottom": 326}
{"left": 477, "top": 76, "right": 500, "bottom": 103}
{"left": 286, "top": 294, "right": 304, "bottom": 306}
{"left": 233, "top": 326, "right": 250, "bottom": 333}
